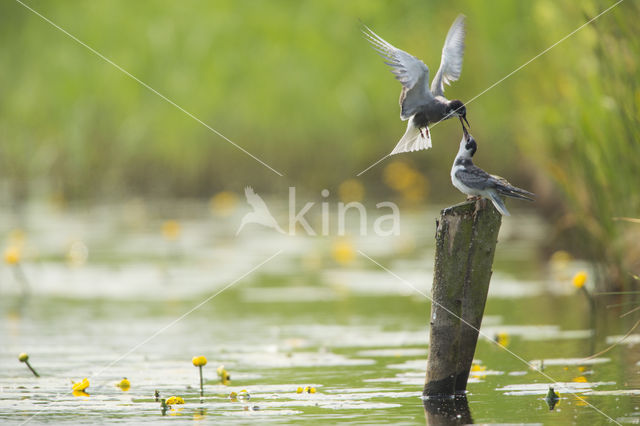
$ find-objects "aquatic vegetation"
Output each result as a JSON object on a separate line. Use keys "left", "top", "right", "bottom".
{"left": 572, "top": 271, "right": 587, "bottom": 288}
{"left": 72, "top": 378, "right": 90, "bottom": 392}
{"left": 331, "top": 238, "right": 355, "bottom": 265}
{"left": 192, "top": 356, "right": 207, "bottom": 367}
{"left": 297, "top": 386, "right": 317, "bottom": 394}
{"left": 4, "top": 246, "right": 21, "bottom": 265}
{"left": 338, "top": 179, "right": 365, "bottom": 203}
{"left": 383, "top": 160, "right": 429, "bottom": 204}
{"left": 17, "top": 353, "right": 39, "bottom": 377}
{"left": 161, "top": 220, "right": 181, "bottom": 241}
{"left": 117, "top": 377, "right": 130, "bottom": 391}
{"left": 165, "top": 396, "right": 185, "bottom": 406}
{"left": 572, "top": 271, "right": 595, "bottom": 306}
{"left": 209, "top": 191, "right": 238, "bottom": 217}
{"left": 545, "top": 387, "right": 560, "bottom": 410}
{"left": 494, "top": 332, "right": 510, "bottom": 347}
{"left": 216, "top": 364, "right": 231, "bottom": 385}
{"left": 470, "top": 364, "right": 487, "bottom": 379}
{"left": 192, "top": 355, "right": 207, "bottom": 397}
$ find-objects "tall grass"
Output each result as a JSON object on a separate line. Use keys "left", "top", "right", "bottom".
{"left": 514, "top": 1, "right": 640, "bottom": 290}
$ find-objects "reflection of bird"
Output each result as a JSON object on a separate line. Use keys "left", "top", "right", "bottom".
{"left": 364, "top": 15, "right": 470, "bottom": 155}
{"left": 451, "top": 126, "right": 534, "bottom": 216}
{"left": 236, "top": 187, "right": 286, "bottom": 235}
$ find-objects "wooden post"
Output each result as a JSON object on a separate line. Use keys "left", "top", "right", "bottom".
{"left": 423, "top": 394, "right": 472, "bottom": 425}
{"left": 424, "top": 199, "right": 502, "bottom": 397}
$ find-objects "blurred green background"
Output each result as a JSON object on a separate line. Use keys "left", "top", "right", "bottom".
{"left": 0, "top": 0, "right": 638, "bottom": 287}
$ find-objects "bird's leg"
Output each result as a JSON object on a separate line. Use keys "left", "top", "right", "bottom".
{"left": 466, "top": 195, "right": 482, "bottom": 201}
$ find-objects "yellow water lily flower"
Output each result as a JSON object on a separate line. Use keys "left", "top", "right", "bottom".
{"left": 162, "top": 220, "right": 181, "bottom": 241}
{"left": 165, "top": 396, "right": 185, "bottom": 405}
{"left": 117, "top": 377, "right": 131, "bottom": 391}
{"left": 296, "top": 387, "right": 303, "bottom": 394}
{"left": 192, "top": 356, "right": 208, "bottom": 367}
{"left": 572, "top": 376, "right": 588, "bottom": 383}
{"left": 229, "top": 391, "right": 238, "bottom": 401}
{"left": 72, "top": 378, "right": 90, "bottom": 391}
{"left": 216, "top": 365, "right": 230, "bottom": 385}
{"left": 332, "top": 238, "right": 355, "bottom": 265}
{"left": 18, "top": 353, "right": 39, "bottom": 377}
{"left": 495, "top": 332, "right": 510, "bottom": 347}
{"left": 238, "top": 389, "right": 250, "bottom": 401}
{"left": 72, "top": 389, "right": 90, "bottom": 397}
{"left": 470, "top": 364, "right": 487, "bottom": 378}
{"left": 338, "top": 179, "right": 365, "bottom": 203}
{"left": 193, "top": 356, "right": 208, "bottom": 397}
{"left": 210, "top": 191, "right": 238, "bottom": 217}
{"left": 4, "top": 246, "right": 21, "bottom": 265}
{"left": 572, "top": 271, "right": 587, "bottom": 288}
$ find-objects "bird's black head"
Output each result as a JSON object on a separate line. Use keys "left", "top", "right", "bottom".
{"left": 449, "top": 99, "right": 470, "bottom": 128}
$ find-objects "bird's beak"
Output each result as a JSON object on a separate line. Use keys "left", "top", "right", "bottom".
{"left": 459, "top": 114, "right": 470, "bottom": 129}
{"left": 462, "top": 123, "right": 469, "bottom": 140}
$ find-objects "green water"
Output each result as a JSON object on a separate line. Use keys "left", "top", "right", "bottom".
{"left": 1, "top": 204, "right": 639, "bottom": 424}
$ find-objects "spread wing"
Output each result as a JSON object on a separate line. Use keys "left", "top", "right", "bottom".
{"left": 430, "top": 15, "right": 466, "bottom": 97}
{"left": 363, "top": 25, "right": 433, "bottom": 120}
{"left": 455, "top": 165, "right": 491, "bottom": 190}
{"left": 244, "top": 186, "right": 270, "bottom": 213}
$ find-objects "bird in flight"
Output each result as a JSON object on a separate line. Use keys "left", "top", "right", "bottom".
{"left": 450, "top": 126, "right": 534, "bottom": 216}
{"left": 236, "top": 187, "right": 286, "bottom": 235}
{"left": 364, "top": 14, "right": 469, "bottom": 155}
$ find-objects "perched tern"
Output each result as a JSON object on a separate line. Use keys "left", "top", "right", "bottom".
{"left": 364, "top": 14, "right": 469, "bottom": 155}
{"left": 451, "top": 127, "right": 534, "bottom": 216}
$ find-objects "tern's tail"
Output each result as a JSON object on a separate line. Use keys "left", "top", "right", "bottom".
{"left": 390, "top": 120, "right": 432, "bottom": 155}
{"left": 497, "top": 185, "right": 535, "bottom": 202}
{"left": 488, "top": 192, "right": 511, "bottom": 216}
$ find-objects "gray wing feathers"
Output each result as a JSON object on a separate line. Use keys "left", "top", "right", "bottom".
{"left": 363, "top": 26, "right": 432, "bottom": 120}
{"left": 455, "top": 166, "right": 491, "bottom": 189}
{"left": 430, "top": 15, "right": 466, "bottom": 97}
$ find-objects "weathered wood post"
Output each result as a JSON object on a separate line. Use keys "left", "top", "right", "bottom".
{"left": 423, "top": 394, "right": 472, "bottom": 425}
{"left": 424, "top": 199, "right": 502, "bottom": 397}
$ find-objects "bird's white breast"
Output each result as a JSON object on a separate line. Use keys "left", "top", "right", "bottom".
{"left": 451, "top": 164, "right": 482, "bottom": 197}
